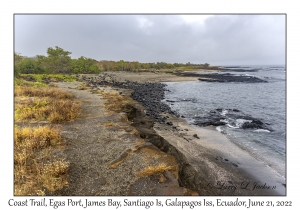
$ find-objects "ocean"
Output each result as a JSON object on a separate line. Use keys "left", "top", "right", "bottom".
{"left": 163, "top": 65, "right": 286, "bottom": 178}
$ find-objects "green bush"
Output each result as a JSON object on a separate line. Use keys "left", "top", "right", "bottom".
{"left": 71, "top": 56, "right": 101, "bottom": 74}
{"left": 36, "top": 46, "right": 72, "bottom": 74}
{"left": 17, "top": 58, "right": 45, "bottom": 74}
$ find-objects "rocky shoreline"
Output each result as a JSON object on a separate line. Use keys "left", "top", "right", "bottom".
{"left": 79, "top": 74, "right": 179, "bottom": 123}
{"left": 174, "top": 72, "right": 267, "bottom": 83}
{"left": 79, "top": 73, "right": 271, "bottom": 131}
{"left": 77, "top": 72, "right": 285, "bottom": 196}
{"left": 192, "top": 108, "right": 273, "bottom": 131}
{"left": 197, "top": 73, "right": 267, "bottom": 83}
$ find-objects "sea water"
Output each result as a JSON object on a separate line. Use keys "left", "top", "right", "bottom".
{"left": 163, "top": 65, "right": 286, "bottom": 178}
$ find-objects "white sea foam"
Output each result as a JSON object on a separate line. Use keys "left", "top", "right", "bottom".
{"left": 220, "top": 119, "right": 229, "bottom": 123}
{"left": 220, "top": 109, "right": 228, "bottom": 116}
{"left": 222, "top": 118, "right": 252, "bottom": 129}
{"left": 254, "top": 129, "right": 270, "bottom": 133}
{"left": 236, "top": 118, "right": 252, "bottom": 128}
{"left": 227, "top": 124, "right": 239, "bottom": 129}
{"left": 220, "top": 119, "right": 237, "bottom": 128}
{"left": 216, "top": 126, "right": 223, "bottom": 132}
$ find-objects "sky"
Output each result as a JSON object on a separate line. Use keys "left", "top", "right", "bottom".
{"left": 14, "top": 14, "right": 285, "bottom": 66}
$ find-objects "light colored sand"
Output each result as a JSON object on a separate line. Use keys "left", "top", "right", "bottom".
{"left": 154, "top": 113, "right": 286, "bottom": 195}
{"left": 105, "top": 71, "right": 199, "bottom": 83}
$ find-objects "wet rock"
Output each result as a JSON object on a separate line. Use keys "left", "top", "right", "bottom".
{"left": 197, "top": 73, "right": 267, "bottom": 83}
{"left": 216, "top": 156, "right": 239, "bottom": 168}
{"left": 192, "top": 108, "right": 272, "bottom": 131}
{"left": 166, "top": 122, "right": 173, "bottom": 126}
{"left": 78, "top": 74, "right": 180, "bottom": 123}
{"left": 193, "top": 118, "right": 226, "bottom": 127}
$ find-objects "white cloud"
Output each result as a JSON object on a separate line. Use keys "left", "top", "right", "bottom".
{"left": 180, "top": 15, "right": 213, "bottom": 24}
{"left": 14, "top": 14, "right": 285, "bottom": 65}
{"left": 137, "top": 16, "right": 154, "bottom": 28}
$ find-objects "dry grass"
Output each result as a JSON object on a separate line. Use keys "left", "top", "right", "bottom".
{"left": 14, "top": 126, "right": 62, "bottom": 153}
{"left": 101, "top": 91, "right": 134, "bottom": 113}
{"left": 15, "top": 85, "right": 74, "bottom": 99}
{"left": 15, "top": 98, "right": 81, "bottom": 123}
{"left": 136, "top": 146, "right": 179, "bottom": 179}
{"left": 77, "top": 83, "right": 89, "bottom": 90}
{"left": 14, "top": 84, "right": 81, "bottom": 123}
{"left": 14, "top": 126, "right": 69, "bottom": 195}
{"left": 13, "top": 79, "right": 79, "bottom": 195}
{"left": 40, "top": 160, "right": 69, "bottom": 192}
{"left": 138, "top": 164, "right": 173, "bottom": 177}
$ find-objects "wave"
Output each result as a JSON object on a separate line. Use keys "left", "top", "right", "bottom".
{"left": 219, "top": 116, "right": 272, "bottom": 132}
{"left": 254, "top": 129, "right": 271, "bottom": 133}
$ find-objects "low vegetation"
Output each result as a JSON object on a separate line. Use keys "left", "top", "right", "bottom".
{"left": 15, "top": 80, "right": 81, "bottom": 123}
{"left": 14, "top": 78, "right": 81, "bottom": 195}
{"left": 101, "top": 91, "right": 134, "bottom": 114}
{"left": 138, "top": 164, "right": 173, "bottom": 177}
{"left": 14, "top": 125, "right": 68, "bottom": 195}
{"left": 19, "top": 74, "right": 80, "bottom": 83}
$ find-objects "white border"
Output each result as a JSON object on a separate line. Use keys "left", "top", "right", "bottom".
{"left": 2, "top": 0, "right": 298, "bottom": 209}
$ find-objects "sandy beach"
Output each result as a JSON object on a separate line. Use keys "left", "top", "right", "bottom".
{"left": 52, "top": 70, "right": 285, "bottom": 196}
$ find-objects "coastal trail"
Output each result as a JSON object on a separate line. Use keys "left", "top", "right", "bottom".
{"left": 53, "top": 81, "right": 197, "bottom": 196}
{"left": 50, "top": 70, "right": 285, "bottom": 196}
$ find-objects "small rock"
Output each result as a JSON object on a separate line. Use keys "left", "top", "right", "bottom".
{"left": 231, "top": 163, "right": 238, "bottom": 167}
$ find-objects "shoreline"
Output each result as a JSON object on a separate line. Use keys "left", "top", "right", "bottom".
{"left": 79, "top": 71, "right": 286, "bottom": 196}
{"left": 154, "top": 115, "right": 286, "bottom": 195}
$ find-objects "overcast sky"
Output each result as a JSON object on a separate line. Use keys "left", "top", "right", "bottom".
{"left": 14, "top": 14, "right": 285, "bottom": 65}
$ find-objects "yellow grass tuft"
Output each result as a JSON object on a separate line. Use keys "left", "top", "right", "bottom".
{"left": 40, "top": 160, "right": 69, "bottom": 192}
{"left": 15, "top": 85, "right": 74, "bottom": 99}
{"left": 15, "top": 97, "right": 81, "bottom": 123}
{"left": 77, "top": 83, "right": 89, "bottom": 90}
{"left": 138, "top": 164, "right": 173, "bottom": 177}
{"left": 15, "top": 80, "right": 81, "bottom": 123}
{"left": 42, "top": 160, "right": 69, "bottom": 177}
{"left": 101, "top": 91, "right": 134, "bottom": 113}
{"left": 14, "top": 126, "right": 68, "bottom": 195}
{"left": 14, "top": 126, "right": 62, "bottom": 152}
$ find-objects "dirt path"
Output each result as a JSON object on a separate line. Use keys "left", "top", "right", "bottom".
{"left": 53, "top": 81, "right": 196, "bottom": 196}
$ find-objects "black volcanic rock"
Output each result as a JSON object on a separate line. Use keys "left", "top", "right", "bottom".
{"left": 78, "top": 74, "right": 180, "bottom": 123}
{"left": 198, "top": 73, "right": 267, "bottom": 83}
{"left": 78, "top": 74, "right": 272, "bottom": 132}
{"left": 192, "top": 108, "right": 272, "bottom": 131}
